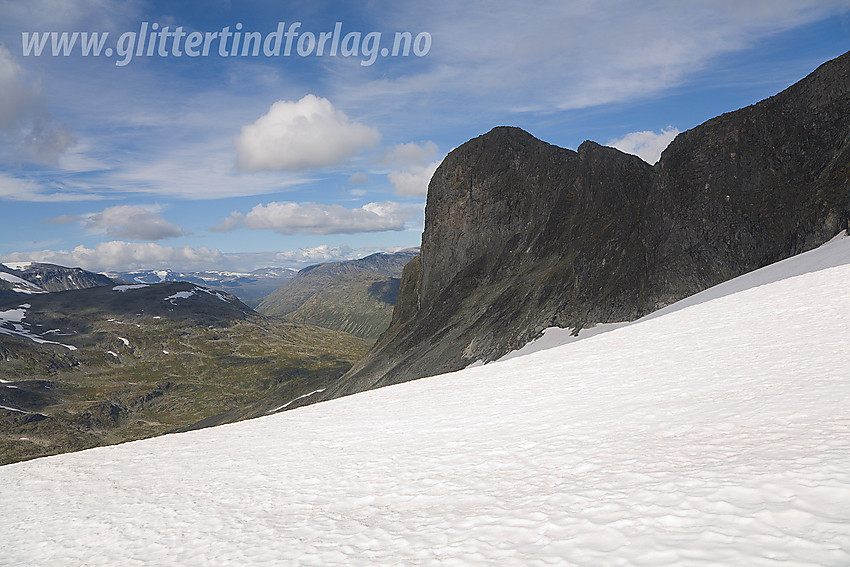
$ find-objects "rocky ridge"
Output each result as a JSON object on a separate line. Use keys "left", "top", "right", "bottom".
{"left": 322, "top": 50, "right": 850, "bottom": 399}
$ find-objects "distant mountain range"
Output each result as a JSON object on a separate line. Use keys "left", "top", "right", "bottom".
{"left": 106, "top": 267, "right": 298, "bottom": 307}
{"left": 256, "top": 250, "right": 419, "bottom": 339}
{"left": 1, "top": 262, "right": 116, "bottom": 302}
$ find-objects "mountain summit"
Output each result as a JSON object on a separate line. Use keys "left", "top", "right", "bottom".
{"left": 323, "top": 50, "right": 850, "bottom": 398}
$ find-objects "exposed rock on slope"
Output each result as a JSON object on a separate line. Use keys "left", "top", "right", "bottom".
{"left": 323, "top": 50, "right": 850, "bottom": 399}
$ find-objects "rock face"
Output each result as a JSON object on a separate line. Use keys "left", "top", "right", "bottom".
{"left": 322, "top": 50, "right": 850, "bottom": 399}
{"left": 2, "top": 263, "right": 115, "bottom": 292}
{"left": 0, "top": 263, "right": 116, "bottom": 301}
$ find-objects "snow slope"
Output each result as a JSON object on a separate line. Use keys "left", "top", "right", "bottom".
{"left": 1, "top": 261, "right": 849, "bottom": 565}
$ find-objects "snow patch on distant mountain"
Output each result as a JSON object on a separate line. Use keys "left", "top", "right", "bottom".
{"left": 0, "top": 304, "right": 77, "bottom": 350}
{"left": 164, "top": 287, "right": 233, "bottom": 304}
{"left": 164, "top": 290, "right": 195, "bottom": 302}
{"left": 113, "top": 284, "right": 149, "bottom": 292}
{"left": 1, "top": 262, "right": 33, "bottom": 271}
{"left": 0, "top": 272, "right": 45, "bottom": 294}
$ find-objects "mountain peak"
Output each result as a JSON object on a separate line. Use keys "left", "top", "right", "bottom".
{"left": 322, "top": 51, "right": 850, "bottom": 399}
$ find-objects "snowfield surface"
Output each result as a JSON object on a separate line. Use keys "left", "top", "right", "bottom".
{"left": 2, "top": 262, "right": 850, "bottom": 565}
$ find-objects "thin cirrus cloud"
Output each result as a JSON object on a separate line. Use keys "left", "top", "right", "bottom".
{"left": 50, "top": 205, "right": 184, "bottom": 241}
{"left": 607, "top": 127, "right": 681, "bottom": 165}
{"left": 0, "top": 172, "right": 106, "bottom": 202}
{"left": 234, "top": 94, "right": 381, "bottom": 172}
{"left": 334, "top": 1, "right": 850, "bottom": 116}
{"left": 214, "top": 201, "right": 421, "bottom": 235}
{"left": 0, "top": 46, "right": 75, "bottom": 164}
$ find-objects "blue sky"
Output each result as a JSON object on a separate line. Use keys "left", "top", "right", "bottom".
{"left": 1, "top": 1, "right": 848, "bottom": 272}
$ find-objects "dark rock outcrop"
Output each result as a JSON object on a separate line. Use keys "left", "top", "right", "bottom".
{"left": 322, "top": 50, "right": 850, "bottom": 399}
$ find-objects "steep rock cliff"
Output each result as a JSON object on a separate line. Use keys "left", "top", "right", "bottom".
{"left": 322, "top": 51, "right": 850, "bottom": 400}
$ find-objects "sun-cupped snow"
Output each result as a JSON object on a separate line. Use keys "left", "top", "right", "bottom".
{"left": 1, "top": 258, "right": 849, "bottom": 565}
{"left": 500, "top": 230, "right": 850, "bottom": 363}
{"left": 113, "top": 284, "right": 149, "bottom": 292}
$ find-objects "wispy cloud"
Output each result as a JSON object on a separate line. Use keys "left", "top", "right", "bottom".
{"left": 0, "top": 172, "right": 105, "bottom": 202}
{"left": 49, "top": 205, "right": 184, "bottom": 241}
{"left": 333, "top": 1, "right": 850, "bottom": 115}
{"left": 0, "top": 46, "right": 74, "bottom": 164}
{"left": 214, "top": 201, "right": 422, "bottom": 235}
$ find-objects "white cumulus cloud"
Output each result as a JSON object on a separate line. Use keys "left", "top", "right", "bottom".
{"left": 3, "top": 241, "right": 223, "bottom": 272}
{"left": 215, "top": 201, "right": 420, "bottom": 235}
{"left": 381, "top": 141, "right": 440, "bottom": 166}
{"left": 607, "top": 126, "right": 680, "bottom": 165}
{"left": 234, "top": 95, "right": 381, "bottom": 172}
{"left": 388, "top": 161, "right": 441, "bottom": 197}
{"left": 268, "top": 245, "right": 357, "bottom": 266}
{"left": 381, "top": 141, "right": 442, "bottom": 197}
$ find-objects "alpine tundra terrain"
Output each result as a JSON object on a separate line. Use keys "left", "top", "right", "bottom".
{"left": 0, "top": 277, "right": 369, "bottom": 465}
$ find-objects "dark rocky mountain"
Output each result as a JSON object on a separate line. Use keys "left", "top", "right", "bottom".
{"left": 107, "top": 267, "right": 298, "bottom": 307}
{"left": 0, "top": 281, "right": 369, "bottom": 464}
{"left": 256, "top": 250, "right": 419, "bottom": 339}
{"left": 0, "top": 262, "right": 115, "bottom": 302}
{"left": 320, "top": 50, "right": 850, "bottom": 400}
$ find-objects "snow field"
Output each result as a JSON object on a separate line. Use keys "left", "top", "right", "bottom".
{"left": 0, "top": 262, "right": 849, "bottom": 565}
